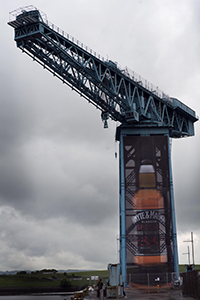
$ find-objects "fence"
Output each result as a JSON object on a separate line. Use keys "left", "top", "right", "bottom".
{"left": 182, "top": 270, "right": 200, "bottom": 299}
{"left": 128, "top": 272, "right": 182, "bottom": 291}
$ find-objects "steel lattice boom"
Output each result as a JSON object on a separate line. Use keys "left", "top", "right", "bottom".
{"left": 8, "top": 6, "right": 199, "bottom": 285}
{"left": 8, "top": 6, "right": 198, "bottom": 138}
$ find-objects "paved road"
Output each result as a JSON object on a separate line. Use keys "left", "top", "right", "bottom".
{"left": 85, "top": 288, "right": 195, "bottom": 300}
{"left": 124, "top": 288, "right": 194, "bottom": 299}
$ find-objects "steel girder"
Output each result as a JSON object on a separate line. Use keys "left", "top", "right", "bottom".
{"left": 8, "top": 8, "right": 198, "bottom": 137}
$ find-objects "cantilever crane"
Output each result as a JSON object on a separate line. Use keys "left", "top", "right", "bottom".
{"left": 8, "top": 6, "right": 198, "bottom": 285}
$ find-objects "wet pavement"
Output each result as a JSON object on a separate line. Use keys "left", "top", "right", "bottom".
{"left": 85, "top": 288, "right": 195, "bottom": 300}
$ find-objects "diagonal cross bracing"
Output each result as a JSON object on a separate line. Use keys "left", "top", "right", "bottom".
{"left": 8, "top": 7, "right": 198, "bottom": 137}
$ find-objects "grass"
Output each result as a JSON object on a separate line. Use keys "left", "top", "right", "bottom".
{"left": 0, "top": 266, "right": 199, "bottom": 288}
{"left": 0, "top": 270, "right": 109, "bottom": 288}
{"left": 0, "top": 274, "right": 59, "bottom": 288}
{"left": 179, "top": 264, "right": 200, "bottom": 273}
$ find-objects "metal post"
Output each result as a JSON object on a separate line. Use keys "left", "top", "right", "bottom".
{"left": 147, "top": 273, "right": 150, "bottom": 294}
{"left": 188, "top": 246, "right": 190, "bottom": 265}
{"left": 182, "top": 246, "right": 190, "bottom": 265}
{"left": 167, "top": 135, "right": 179, "bottom": 276}
{"left": 191, "top": 232, "right": 195, "bottom": 267}
{"left": 184, "top": 232, "right": 195, "bottom": 269}
{"left": 166, "top": 272, "right": 168, "bottom": 288}
{"left": 119, "top": 133, "right": 127, "bottom": 286}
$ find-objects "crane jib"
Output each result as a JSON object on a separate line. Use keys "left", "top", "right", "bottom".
{"left": 8, "top": 6, "right": 198, "bottom": 137}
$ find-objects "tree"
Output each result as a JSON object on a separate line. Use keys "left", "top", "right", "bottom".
{"left": 17, "top": 271, "right": 27, "bottom": 275}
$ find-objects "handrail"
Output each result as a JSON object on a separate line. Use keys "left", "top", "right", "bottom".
{"left": 44, "top": 19, "right": 173, "bottom": 103}
{"left": 9, "top": 6, "right": 197, "bottom": 119}
{"left": 8, "top": 6, "right": 170, "bottom": 103}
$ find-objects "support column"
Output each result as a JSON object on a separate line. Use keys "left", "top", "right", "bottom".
{"left": 167, "top": 135, "right": 179, "bottom": 276}
{"left": 119, "top": 133, "right": 127, "bottom": 286}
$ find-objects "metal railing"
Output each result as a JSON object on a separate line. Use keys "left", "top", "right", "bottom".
{"left": 9, "top": 5, "right": 47, "bottom": 22}
{"left": 10, "top": 6, "right": 198, "bottom": 121}
{"left": 9, "top": 6, "right": 172, "bottom": 104}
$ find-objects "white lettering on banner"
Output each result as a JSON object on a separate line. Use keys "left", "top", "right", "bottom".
{"left": 132, "top": 210, "right": 165, "bottom": 224}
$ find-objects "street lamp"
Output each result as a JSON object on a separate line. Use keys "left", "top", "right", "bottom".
{"left": 182, "top": 245, "right": 190, "bottom": 265}
{"left": 183, "top": 232, "right": 195, "bottom": 269}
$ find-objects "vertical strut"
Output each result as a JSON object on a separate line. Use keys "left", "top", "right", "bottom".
{"left": 119, "top": 132, "right": 127, "bottom": 286}
{"left": 167, "top": 135, "right": 179, "bottom": 277}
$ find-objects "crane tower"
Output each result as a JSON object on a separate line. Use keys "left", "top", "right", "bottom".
{"left": 8, "top": 6, "right": 198, "bottom": 285}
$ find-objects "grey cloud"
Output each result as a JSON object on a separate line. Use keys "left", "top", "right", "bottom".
{"left": 0, "top": 0, "right": 199, "bottom": 270}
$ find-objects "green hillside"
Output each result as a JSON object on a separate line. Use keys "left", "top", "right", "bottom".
{"left": 0, "top": 269, "right": 108, "bottom": 288}
{"left": 0, "top": 266, "right": 199, "bottom": 289}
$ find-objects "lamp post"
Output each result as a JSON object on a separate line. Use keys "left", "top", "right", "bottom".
{"left": 183, "top": 232, "right": 195, "bottom": 269}
{"left": 182, "top": 246, "right": 190, "bottom": 265}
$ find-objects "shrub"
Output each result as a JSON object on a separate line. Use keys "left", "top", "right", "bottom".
{"left": 60, "top": 278, "right": 72, "bottom": 288}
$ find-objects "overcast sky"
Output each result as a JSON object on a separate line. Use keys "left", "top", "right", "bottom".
{"left": 0, "top": 0, "right": 200, "bottom": 271}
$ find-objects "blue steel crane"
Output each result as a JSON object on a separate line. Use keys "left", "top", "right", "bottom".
{"left": 8, "top": 6, "right": 198, "bottom": 285}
